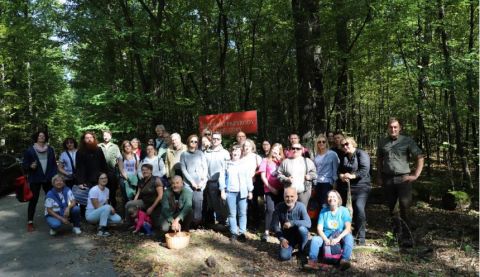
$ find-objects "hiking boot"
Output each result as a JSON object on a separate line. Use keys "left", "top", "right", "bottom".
{"left": 304, "top": 259, "right": 320, "bottom": 270}
{"left": 27, "top": 222, "right": 35, "bottom": 232}
{"left": 72, "top": 227, "right": 82, "bottom": 235}
{"left": 238, "top": 234, "right": 247, "bottom": 242}
{"left": 49, "top": 229, "right": 57, "bottom": 236}
{"left": 339, "top": 259, "right": 350, "bottom": 271}
{"left": 230, "top": 234, "right": 238, "bottom": 242}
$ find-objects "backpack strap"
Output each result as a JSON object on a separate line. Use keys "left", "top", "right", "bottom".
{"left": 66, "top": 151, "right": 76, "bottom": 173}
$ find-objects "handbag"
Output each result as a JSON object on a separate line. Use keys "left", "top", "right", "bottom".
{"left": 15, "top": 175, "right": 33, "bottom": 202}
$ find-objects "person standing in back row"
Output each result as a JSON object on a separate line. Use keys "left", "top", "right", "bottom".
{"left": 377, "top": 117, "right": 423, "bottom": 248}
{"left": 99, "top": 130, "right": 122, "bottom": 209}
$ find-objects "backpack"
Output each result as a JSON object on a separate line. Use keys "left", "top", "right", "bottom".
{"left": 15, "top": 175, "right": 33, "bottom": 202}
{"left": 322, "top": 230, "right": 343, "bottom": 263}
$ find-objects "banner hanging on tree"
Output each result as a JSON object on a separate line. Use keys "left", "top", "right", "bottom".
{"left": 199, "top": 110, "right": 258, "bottom": 135}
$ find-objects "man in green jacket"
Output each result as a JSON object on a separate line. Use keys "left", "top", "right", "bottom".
{"left": 99, "top": 130, "right": 121, "bottom": 209}
{"left": 159, "top": 175, "right": 193, "bottom": 232}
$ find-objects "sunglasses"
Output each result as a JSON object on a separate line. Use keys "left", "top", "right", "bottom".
{"left": 317, "top": 141, "right": 326, "bottom": 144}
{"left": 190, "top": 140, "right": 198, "bottom": 144}
{"left": 205, "top": 133, "right": 212, "bottom": 136}
{"left": 342, "top": 142, "right": 350, "bottom": 147}
{"left": 292, "top": 147, "right": 302, "bottom": 151}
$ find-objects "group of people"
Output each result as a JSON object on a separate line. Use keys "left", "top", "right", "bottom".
{"left": 22, "top": 118, "right": 423, "bottom": 270}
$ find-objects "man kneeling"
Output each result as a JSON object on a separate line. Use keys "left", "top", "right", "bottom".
{"left": 159, "top": 175, "right": 193, "bottom": 232}
{"left": 272, "top": 186, "right": 311, "bottom": 261}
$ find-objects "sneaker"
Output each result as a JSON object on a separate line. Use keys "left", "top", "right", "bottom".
{"left": 230, "top": 234, "right": 238, "bottom": 242}
{"left": 97, "top": 230, "right": 111, "bottom": 237}
{"left": 357, "top": 238, "right": 366, "bottom": 246}
{"left": 339, "top": 259, "right": 350, "bottom": 271}
{"left": 72, "top": 227, "right": 82, "bottom": 235}
{"left": 238, "top": 234, "right": 247, "bottom": 242}
{"left": 261, "top": 233, "right": 269, "bottom": 242}
{"left": 27, "top": 222, "right": 35, "bottom": 232}
{"left": 49, "top": 229, "right": 57, "bottom": 236}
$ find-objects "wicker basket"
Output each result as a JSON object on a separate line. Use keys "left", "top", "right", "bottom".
{"left": 165, "top": 232, "right": 190, "bottom": 249}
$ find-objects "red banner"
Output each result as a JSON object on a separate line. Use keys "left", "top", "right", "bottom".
{"left": 199, "top": 110, "right": 258, "bottom": 135}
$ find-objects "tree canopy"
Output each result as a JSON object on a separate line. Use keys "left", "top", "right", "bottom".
{"left": 0, "top": 0, "right": 478, "bottom": 188}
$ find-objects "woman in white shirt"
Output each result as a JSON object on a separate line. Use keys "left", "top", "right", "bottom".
{"left": 85, "top": 172, "right": 122, "bottom": 236}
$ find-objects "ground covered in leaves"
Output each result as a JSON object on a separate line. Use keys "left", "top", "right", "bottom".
{"left": 81, "top": 200, "right": 479, "bottom": 277}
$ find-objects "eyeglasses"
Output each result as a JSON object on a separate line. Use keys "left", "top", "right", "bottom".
{"left": 292, "top": 147, "right": 302, "bottom": 151}
{"left": 212, "top": 137, "right": 221, "bottom": 141}
{"left": 190, "top": 140, "right": 198, "bottom": 144}
{"left": 342, "top": 142, "right": 350, "bottom": 147}
{"left": 317, "top": 141, "right": 326, "bottom": 144}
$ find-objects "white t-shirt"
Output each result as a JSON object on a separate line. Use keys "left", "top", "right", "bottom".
{"left": 44, "top": 189, "right": 75, "bottom": 216}
{"left": 86, "top": 185, "right": 110, "bottom": 211}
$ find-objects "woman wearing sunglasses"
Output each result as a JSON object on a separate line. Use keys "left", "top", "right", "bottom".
{"left": 337, "top": 137, "right": 371, "bottom": 246}
{"left": 180, "top": 134, "right": 208, "bottom": 228}
{"left": 313, "top": 134, "right": 340, "bottom": 208}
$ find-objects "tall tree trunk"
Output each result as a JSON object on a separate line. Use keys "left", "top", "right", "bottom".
{"left": 334, "top": 0, "right": 348, "bottom": 130}
{"left": 291, "top": 0, "right": 325, "bottom": 136}
{"left": 416, "top": 5, "right": 433, "bottom": 176}
{"left": 216, "top": 0, "right": 228, "bottom": 111}
{"left": 437, "top": 0, "right": 472, "bottom": 189}
{"left": 465, "top": 0, "right": 478, "bottom": 177}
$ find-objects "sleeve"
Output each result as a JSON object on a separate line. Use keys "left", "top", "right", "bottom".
{"left": 408, "top": 138, "right": 423, "bottom": 158}
{"left": 317, "top": 210, "right": 326, "bottom": 226}
{"left": 246, "top": 168, "right": 254, "bottom": 192}
{"left": 258, "top": 159, "right": 267, "bottom": 173}
{"left": 67, "top": 190, "right": 75, "bottom": 203}
{"left": 178, "top": 191, "right": 193, "bottom": 221}
{"left": 45, "top": 197, "right": 55, "bottom": 209}
{"left": 219, "top": 165, "right": 226, "bottom": 191}
{"left": 88, "top": 187, "right": 99, "bottom": 200}
{"left": 291, "top": 203, "right": 312, "bottom": 228}
{"left": 98, "top": 149, "right": 108, "bottom": 173}
{"left": 22, "top": 148, "right": 33, "bottom": 172}
{"left": 331, "top": 152, "right": 340, "bottom": 182}
{"left": 201, "top": 152, "right": 208, "bottom": 181}
{"left": 180, "top": 153, "right": 195, "bottom": 186}
{"left": 341, "top": 207, "right": 352, "bottom": 223}
{"left": 354, "top": 150, "right": 370, "bottom": 179}
{"left": 276, "top": 161, "right": 289, "bottom": 184}
{"left": 75, "top": 151, "right": 86, "bottom": 184}
{"left": 158, "top": 157, "right": 166, "bottom": 177}
{"left": 160, "top": 192, "right": 174, "bottom": 223}
{"left": 306, "top": 159, "right": 317, "bottom": 181}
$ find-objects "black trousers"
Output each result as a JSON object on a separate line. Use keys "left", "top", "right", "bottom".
{"left": 28, "top": 181, "right": 52, "bottom": 221}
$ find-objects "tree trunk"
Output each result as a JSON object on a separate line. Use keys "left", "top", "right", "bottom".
{"left": 291, "top": 0, "right": 325, "bottom": 136}
{"left": 437, "top": 0, "right": 472, "bottom": 189}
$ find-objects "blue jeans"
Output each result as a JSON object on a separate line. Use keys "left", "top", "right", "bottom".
{"left": 85, "top": 205, "right": 122, "bottom": 227}
{"left": 279, "top": 225, "right": 309, "bottom": 261}
{"left": 226, "top": 192, "right": 247, "bottom": 235}
{"left": 45, "top": 206, "right": 81, "bottom": 229}
{"left": 309, "top": 233, "right": 354, "bottom": 261}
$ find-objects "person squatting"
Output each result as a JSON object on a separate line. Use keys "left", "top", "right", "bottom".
{"left": 23, "top": 118, "right": 423, "bottom": 271}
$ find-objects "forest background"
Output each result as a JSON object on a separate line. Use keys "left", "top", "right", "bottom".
{"left": 0, "top": 0, "right": 478, "bottom": 192}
